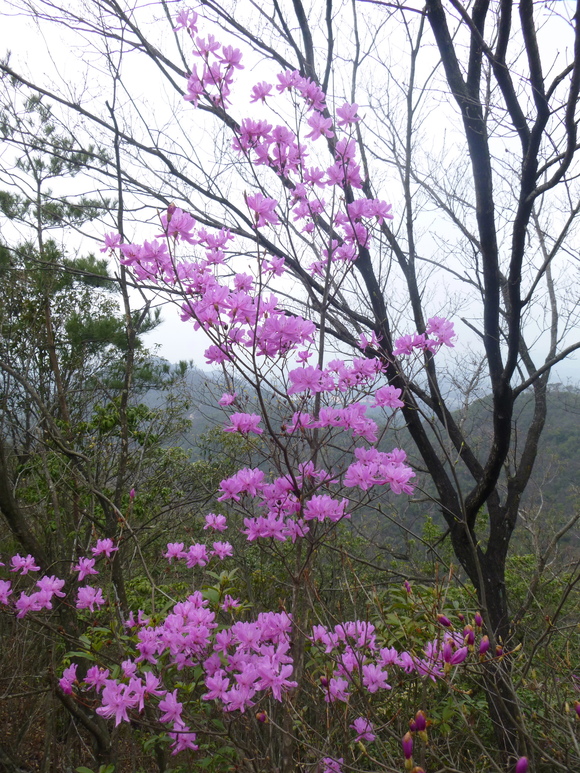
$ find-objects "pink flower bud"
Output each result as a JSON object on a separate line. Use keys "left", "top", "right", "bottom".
{"left": 320, "top": 676, "right": 329, "bottom": 688}
{"left": 255, "top": 710, "right": 267, "bottom": 723}
{"left": 463, "top": 625, "right": 475, "bottom": 646}
{"left": 129, "top": 488, "right": 135, "bottom": 500}
{"left": 402, "top": 731, "right": 413, "bottom": 759}
{"left": 479, "top": 635, "right": 490, "bottom": 656}
{"left": 404, "top": 580, "right": 412, "bottom": 593}
{"left": 474, "top": 611, "right": 483, "bottom": 628}
{"left": 575, "top": 700, "right": 580, "bottom": 718}
{"left": 515, "top": 757, "right": 528, "bottom": 773}
{"left": 437, "top": 614, "right": 452, "bottom": 627}
{"left": 414, "top": 710, "right": 427, "bottom": 732}
{"left": 457, "top": 613, "right": 465, "bottom": 622}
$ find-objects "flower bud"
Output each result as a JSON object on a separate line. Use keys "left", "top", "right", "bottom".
{"left": 320, "top": 676, "right": 329, "bottom": 688}
{"left": 457, "top": 613, "right": 465, "bottom": 622}
{"left": 474, "top": 611, "right": 483, "bottom": 628}
{"left": 515, "top": 756, "right": 528, "bottom": 773}
{"left": 463, "top": 625, "right": 475, "bottom": 646}
{"left": 479, "top": 635, "right": 490, "bottom": 656}
{"left": 437, "top": 614, "right": 452, "bottom": 628}
{"left": 255, "top": 710, "right": 267, "bottom": 723}
{"left": 402, "top": 731, "right": 413, "bottom": 759}
{"left": 414, "top": 710, "right": 427, "bottom": 733}
{"left": 129, "top": 488, "right": 136, "bottom": 500}
{"left": 575, "top": 701, "right": 580, "bottom": 718}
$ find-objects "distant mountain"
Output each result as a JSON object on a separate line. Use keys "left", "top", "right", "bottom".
{"left": 154, "top": 371, "right": 580, "bottom": 530}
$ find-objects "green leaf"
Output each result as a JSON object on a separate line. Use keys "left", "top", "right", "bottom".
{"left": 67, "top": 651, "right": 96, "bottom": 661}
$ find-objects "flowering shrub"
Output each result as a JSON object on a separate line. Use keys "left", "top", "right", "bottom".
{"left": 1, "top": 540, "right": 497, "bottom": 768}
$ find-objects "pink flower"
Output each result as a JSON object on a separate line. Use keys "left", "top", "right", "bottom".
{"left": 96, "top": 681, "right": 136, "bottom": 726}
{"left": 245, "top": 193, "right": 279, "bottom": 227}
{"left": 193, "top": 34, "right": 220, "bottom": 58}
{"left": 219, "top": 392, "right": 237, "bottom": 406}
{"left": 326, "top": 676, "right": 349, "bottom": 702}
{"left": 336, "top": 102, "right": 360, "bottom": 126}
{"left": 85, "top": 666, "right": 110, "bottom": 692}
{"left": 15, "top": 591, "right": 44, "bottom": 617}
{"left": 212, "top": 541, "right": 234, "bottom": 560}
{"left": 219, "top": 45, "right": 244, "bottom": 70}
{"left": 221, "top": 594, "right": 241, "bottom": 611}
{"left": 0, "top": 579, "right": 12, "bottom": 605}
{"left": 159, "top": 689, "right": 183, "bottom": 724}
{"left": 373, "top": 385, "right": 404, "bottom": 409}
{"left": 76, "top": 586, "right": 105, "bottom": 611}
{"left": 305, "top": 112, "right": 334, "bottom": 141}
{"left": 350, "top": 717, "right": 375, "bottom": 743}
{"left": 426, "top": 316, "right": 456, "bottom": 347}
{"left": 362, "top": 663, "right": 391, "bottom": 692}
{"left": 204, "top": 513, "right": 228, "bottom": 531}
{"left": 91, "top": 539, "right": 118, "bottom": 558}
{"left": 36, "top": 575, "right": 65, "bottom": 597}
{"left": 321, "top": 758, "right": 343, "bottom": 773}
{"left": 164, "top": 543, "right": 186, "bottom": 562}
{"left": 173, "top": 8, "right": 198, "bottom": 32}
{"left": 159, "top": 207, "right": 197, "bottom": 244}
{"left": 218, "top": 467, "right": 265, "bottom": 501}
{"left": 276, "top": 69, "right": 301, "bottom": 92}
{"left": 185, "top": 543, "right": 209, "bottom": 567}
{"left": 74, "top": 557, "right": 99, "bottom": 581}
{"left": 442, "top": 639, "right": 468, "bottom": 666}
{"left": 169, "top": 724, "right": 198, "bottom": 754}
{"left": 100, "top": 232, "right": 122, "bottom": 252}
{"left": 250, "top": 81, "right": 272, "bottom": 103}
{"left": 203, "top": 670, "right": 230, "bottom": 700}
{"left": 59, "top": 663, "right": 78, "bottom": 694}
{"left": 303, "top": 495, "right": 349, "bottom": 523}
{"left": 224, "top": 412, "right": 263, "bottom": 435}
{"left": 10, "top": 554, "right": 40, "bottom": 574}
{"left": 287, "top": 365, "right": 334, "bottom": 394}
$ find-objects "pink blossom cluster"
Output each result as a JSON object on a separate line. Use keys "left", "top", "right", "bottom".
{"left": 175, "top": 11, "right": 394, "bottom": 275}
{"left": 183, "top": 29, "right": 243, "bottom": 109}
{"left": 162, "top": 540, "right": 234, "bottom": 565}
{"left": 309, "top": 614, "right": 488, "bottom": 702}
{"left": 394, "top": 316, "right": 457, "bottom": 356}
{"left": 0, "top": 540, "right": 119, "bottom": 618}
{"left": 60, "top": 593, "right": 296, "bottom": 753}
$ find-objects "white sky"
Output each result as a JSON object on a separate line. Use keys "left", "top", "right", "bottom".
{"left": 1, "top": 0, "right": 580, "bottom": 384}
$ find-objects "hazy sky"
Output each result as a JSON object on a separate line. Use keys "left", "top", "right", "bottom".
{"left": 1, "top": 0, "right": 580, "bottom": 385}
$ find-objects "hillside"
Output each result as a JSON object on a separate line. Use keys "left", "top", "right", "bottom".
{"left": 156, "top": 372, "right": 580, "bottom": 530}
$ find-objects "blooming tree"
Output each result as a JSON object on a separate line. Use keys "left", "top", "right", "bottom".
{"left": 2, "top": 0, "right": 580, "bottom": 770}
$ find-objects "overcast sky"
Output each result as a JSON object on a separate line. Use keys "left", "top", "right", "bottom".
{"left": 1, "top": 0, "right": 580, "bottom": 385}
